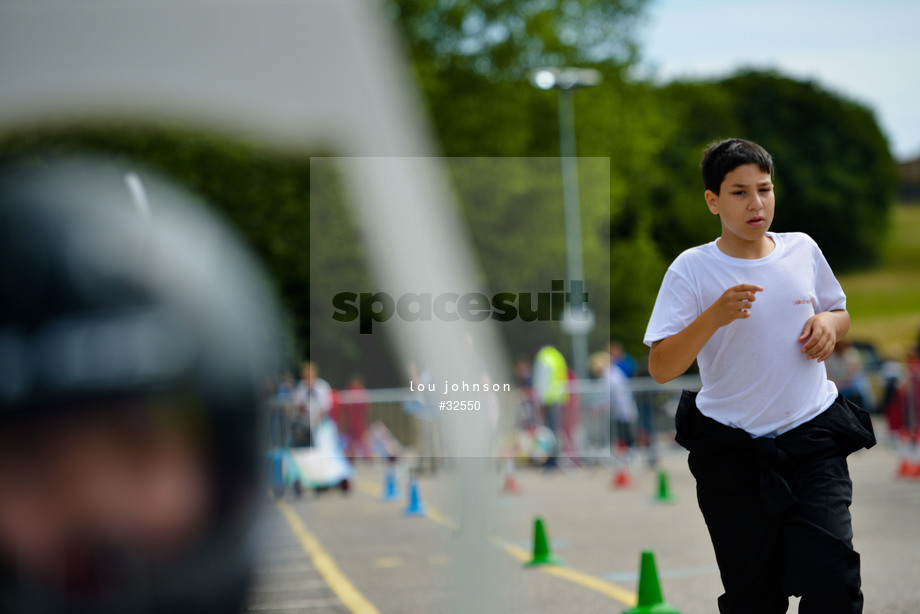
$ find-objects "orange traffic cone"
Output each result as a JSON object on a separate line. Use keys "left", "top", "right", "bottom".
{"left": 896, "top": 430, "right": 912, "bottom": 478}
{"left": 613, "top": 467, "right": 635, "bottom": 489}
{"left": 501, "top": 458, "right": 522, "bottom": 495}
{"left": 611, "top": 441, "right": 634, "bottom": 489}
{"left": 911, "top": 429, "right": 920, "bottom": 479}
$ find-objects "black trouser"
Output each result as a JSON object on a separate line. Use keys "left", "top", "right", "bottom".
{"left": 675, "top": 392, "right": 876, "bottom": 614}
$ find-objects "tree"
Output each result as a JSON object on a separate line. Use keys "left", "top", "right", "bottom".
{"left": 386, "top": 0, "right": 670, "bottom": 359}
{"left": 648, "top": 70, "right": 898, "bottom": 271}
{"left": 388, "top": 0, "right": 647, "bottom": 81}
{"left": 721, "top": 71, "right": 897, "bottom": 271}
{"left": 0, "top": 126, "right": 312, "bottom": 368}
{"left": 10, "top": 12, "right": 895, "bottom": 376}
{"left": 0, "top": 0, "right": 666, "bottom": 377}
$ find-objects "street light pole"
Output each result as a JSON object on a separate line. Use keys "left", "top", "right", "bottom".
{"left": 532, "top": 67, "right": 601, "bottom": 380}
{"left": 557, "top": 86, "right": 589, "bottom": 380}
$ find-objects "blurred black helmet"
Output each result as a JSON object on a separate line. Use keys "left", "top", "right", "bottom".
{"left": 0, "top": 153, "right": 282, "bottom": 613}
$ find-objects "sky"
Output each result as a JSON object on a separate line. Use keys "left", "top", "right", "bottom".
{"left": 638, "top": 0, "right": 920, "bottom": 161}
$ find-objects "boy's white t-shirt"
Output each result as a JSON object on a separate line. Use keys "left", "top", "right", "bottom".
{"left": 644, "top": 232, "right": 846, "bottom": 436}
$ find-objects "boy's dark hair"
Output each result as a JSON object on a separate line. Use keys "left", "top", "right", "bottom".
{"left": 701, "top": 138, "right": 773, "bottom": 194}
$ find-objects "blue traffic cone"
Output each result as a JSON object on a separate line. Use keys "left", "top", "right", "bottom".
{"left": 381, "top": 466, "right": 401, "bottom": 502}
{"left": 403, "top": 478, "right": 426, "bottom": 517}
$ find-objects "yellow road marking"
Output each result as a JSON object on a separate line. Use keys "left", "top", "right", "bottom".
{"left": 491, "top": 537, "right": 637, "bottom": 606}
{"left": 425, "top": 506, "right": 460, "bottom": 530}
{"left": 372, "top": 556, "right": 401, "bottom": 569}
{"left": 355, "top": 478, "right": 382, "bottom": 498}
{"left": 276, "top": 501, "right": 381, "bottom": 614}
{"left": 542, "top": 566, "right": 638, "bottom": 607}
{"left": 354, "top": 476, "right": 638, "bottom": 607}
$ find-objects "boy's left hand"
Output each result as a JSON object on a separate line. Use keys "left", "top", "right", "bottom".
{"left": 798, "top": 312, "right": 837, "bottom": 362}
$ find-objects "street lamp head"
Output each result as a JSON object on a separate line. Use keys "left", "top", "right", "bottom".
{"left": 557, "top": 68, "right": 603, "bottom": 90}
{"left": 530, "top": 67, "right": 602, "bottom": 91}
{"left": 532, "top": 69, "right": 557, "bottom": 90}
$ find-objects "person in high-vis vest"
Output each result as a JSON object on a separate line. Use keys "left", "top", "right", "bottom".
{"left": 532, "top": 344, "right": 569, "bottom": 468}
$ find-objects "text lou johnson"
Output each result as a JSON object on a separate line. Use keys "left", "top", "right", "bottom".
{"left": 410, "top": 380, "right": 512, "bottom": 395}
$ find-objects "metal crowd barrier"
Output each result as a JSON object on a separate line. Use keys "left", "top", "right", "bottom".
{"left": 265, "top": 375, "right": 702, "bottom": 461}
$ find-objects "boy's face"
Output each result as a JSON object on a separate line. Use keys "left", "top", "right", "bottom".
{"left": 704, "top": 163, "right": 774, "bottom": 252}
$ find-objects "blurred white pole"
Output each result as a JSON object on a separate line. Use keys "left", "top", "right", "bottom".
{"left": 0, "top": 3, "right": 505, "bottom": 613}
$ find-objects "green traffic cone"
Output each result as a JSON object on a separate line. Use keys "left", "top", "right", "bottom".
{"left": 653, "top": 470, "right": 676, "bottom": 504}
{"left": 623, "top": 551, "right": 680, "bottom": 613}
{"left": 524, "top": 517, "right": 563, "bottom": 567}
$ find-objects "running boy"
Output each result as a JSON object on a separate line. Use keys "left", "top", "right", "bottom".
{"left": 644, "top": 138, "right": 875, "bottom": 613}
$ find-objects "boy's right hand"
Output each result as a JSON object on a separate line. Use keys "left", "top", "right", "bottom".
{"left": 649, "top": 283, "right": 763, "bottom": 384}
{"left": 709, "top": 284, "right": 763, "bottom": 327}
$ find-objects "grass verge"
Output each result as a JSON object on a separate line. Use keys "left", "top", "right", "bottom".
{"left": 839, "top": 203, "right": 920, "bottom": 359}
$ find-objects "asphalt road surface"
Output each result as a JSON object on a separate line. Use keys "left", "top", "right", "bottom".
{"left": 246, "top": 421, "right": 920, "bottom": 614}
